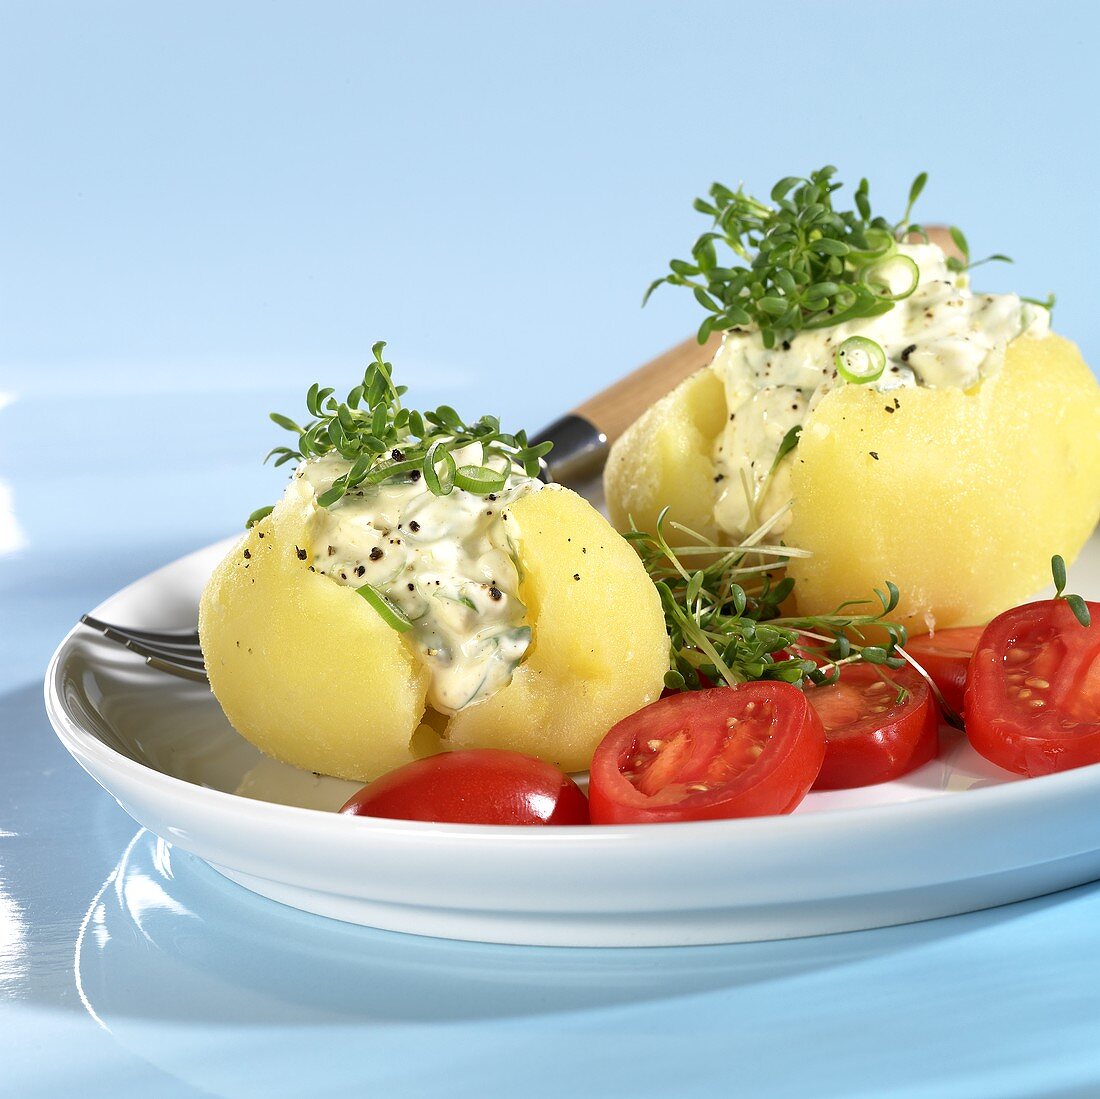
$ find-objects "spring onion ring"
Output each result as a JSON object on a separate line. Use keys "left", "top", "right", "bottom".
{"left": 454, "top": 464, "right": 509, "bottom": 494}
{"left": 861, "top": 253, "right": 920, "bottom": 302}
{"left": 356, "top": 582, "right": 414, "bottom": 632}
{"left": 423, "top": 440, "right": 457, "bottom": 496}
{"left": 835, "top": 336, "right": 887, "bottom": 384}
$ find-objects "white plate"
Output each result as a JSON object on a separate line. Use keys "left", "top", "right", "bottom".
{"left": 46, "top": 534, "right": 1100, "bottom": 947}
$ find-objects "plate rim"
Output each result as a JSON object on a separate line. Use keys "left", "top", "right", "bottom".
{"left": 43, "top": 534, "right": 1100, "bottom": 847}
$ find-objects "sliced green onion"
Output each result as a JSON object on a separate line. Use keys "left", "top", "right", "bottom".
{"left": 356, "top": 583, "right": 414, "bottom": 633}
{"left": 860, "top": 253, "right": 919, "bottom": 301}
{"left": 245, "top": 505, "right": 274, "bottom": 529}
{"left": 454, "top": 464, "right": 508, "bottom": 494}
{"left": 423, "top": 440, "right": 456, "bottom": 496}
{"left": 845, "top": 227, "right": 896, "bottom": 263}
{"left": 365, "top": 458, "right": 423, "bottom": 484}
{"left": 835, "top": 336, "right": 886, "bottom": 384}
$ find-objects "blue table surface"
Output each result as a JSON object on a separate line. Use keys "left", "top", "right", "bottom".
{"left": 3, "top": 3, "right": 1100, "bottom": 1095}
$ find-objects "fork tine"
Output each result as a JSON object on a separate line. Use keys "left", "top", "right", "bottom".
{"left": 120, "top": 637, "right": 207, "bottom": 669}
{"left": 101, "top": 626, "right": 203, "bottom": 654}
{"left": 80, "top": 612, "right": 209, "bottom": 682}
{"left": 81, "top": 614, "right": 202, "bottom": 647}
{"left": 143, "top": 654, "right": 210, "bottom": 683}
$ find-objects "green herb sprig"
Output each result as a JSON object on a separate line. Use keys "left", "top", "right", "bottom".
{"left": 644, "top": 167, "right": 1015, "bottom": 348}
{"left": 1052, "top": 554, "right": 1092, "bottom": 628}
{"left": 249, "top": 342, "right": 551, "bottom": 522}
{"left": 625, "top": 506, "right": 909, "bottom": 696}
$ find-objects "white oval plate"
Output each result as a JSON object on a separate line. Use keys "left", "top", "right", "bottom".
{"left": 46, "top": 535, "right": 1100, "bottom": 947}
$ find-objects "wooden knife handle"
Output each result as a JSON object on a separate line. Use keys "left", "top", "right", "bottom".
{"left": 574, "top": 330, "right": 722, "bottom": 447}
{"left": 535, "top": 226, "right": 957, "bottom": 483}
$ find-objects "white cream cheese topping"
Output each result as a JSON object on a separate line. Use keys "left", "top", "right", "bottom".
{"left": 711, "top": 242, "right": 1051, "bottom": 540}
{"left": 291, "top": 443, "right": 542, "bottom": 714}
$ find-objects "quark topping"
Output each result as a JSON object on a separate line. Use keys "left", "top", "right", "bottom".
{"left": 712, "top": 242, "right": 1050, "bottom": 539}
{"left": 293, "top": 443, "right": 542, "bottom": 714}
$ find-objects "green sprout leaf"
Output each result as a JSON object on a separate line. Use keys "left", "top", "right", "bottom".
{"left": 1052, "top": 554, "right": 1092, "bottom": 627}
{"left": 247, "top": 343, "right": 551, "bottom": 523}
{"left": 645, "top": 167, "right": 1028, "bottom": 345}
{"left": 245, "top": 505, "right": 274, "bottom": 529}
{"left": 626, "top": 509, "right": 911, "bottom": 694}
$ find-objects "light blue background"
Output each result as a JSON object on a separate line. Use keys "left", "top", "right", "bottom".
{"left": 3, "top": 3, "right": 1100, "bottom": 1096}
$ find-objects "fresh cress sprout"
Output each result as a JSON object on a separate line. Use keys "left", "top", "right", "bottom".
{"left": 645, "top": 166, "right": 1022, "bottom": 348}
{"left": 1052, "top": 554, "right": 1092, "bottom": 628}
{"left": 247, "top": 341, "right": 552, "bottom": 526}
{"left": 624, "top": 506, "right": 910, "bottom": 696}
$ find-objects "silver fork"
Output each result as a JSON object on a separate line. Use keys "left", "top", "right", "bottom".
{"left": 80, "top": 614, "right": 209, "bottom": 683}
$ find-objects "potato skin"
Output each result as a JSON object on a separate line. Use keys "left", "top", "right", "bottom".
{"left": 787, "top": 334, "right": 1100, "bottom": 629}
{"left": 445, "top": 486, "right": 669, "bottom": 772}
{"left": 604, "top": 365, "right": 726, "bottom": 542}
{"left": 200, "top": 482, "right": 668, "bottom": 779}
{"left": 199, "top": 484, "right": 432, "bottom": 782}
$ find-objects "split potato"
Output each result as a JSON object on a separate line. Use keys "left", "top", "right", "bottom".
{"left": 605, "top": 333, "right": 1100, "bottom": 630}
{"left": 199, "top": 483, "right": 668, "bottom": 781}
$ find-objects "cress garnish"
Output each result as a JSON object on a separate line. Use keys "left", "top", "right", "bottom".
{"left": 643, "top": 165, "right": 1035, "bottom": 348}
{"left": 625, "top": 505, "right": 913, "bottom": 699}
{"left": 247, "top": 341, "right": 552, "bottom": 526}
{"left": 1052, "top": 554, "right": 1092, "bottom": 628}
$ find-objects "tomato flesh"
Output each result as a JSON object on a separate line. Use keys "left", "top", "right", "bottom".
{"left": 340, "top": 748, "right": 590, "bottom": 825}
{"left": 904, "top": 626, "right": 985, "bottom": 715}
{"left": 807, "top": 663, "right": 940, "bottom": 789}
{"left": 588, "top": 684, "right": 826, "bottom": 824}
{"left": 965, "top": 599, "right": 1100, "bottom": 776}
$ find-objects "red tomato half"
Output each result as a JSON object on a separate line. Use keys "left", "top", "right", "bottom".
{"left": 965, "top": 599, "right": 1100, "bottom": 777}
{"left": 904, "top": 626, "right": 986, "bottom": 715}
{"left": 807, "top": 664, "right": 940, "bottom": 790}
{"left": 340, "top": 749, "right": 590, "bottom": 825}
{"left": 588, "top": 684, "right": 825, "bottom": 824}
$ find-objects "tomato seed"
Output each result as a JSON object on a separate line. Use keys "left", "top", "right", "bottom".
{"left": 1018, "top": 690, "right": 1032, "bottom": 700}
{"left": 1028, "top": 699, "right": 1046, "bottom": 708}
{"left": 1025, "top": 677, "right": 1050, "bottom": 689}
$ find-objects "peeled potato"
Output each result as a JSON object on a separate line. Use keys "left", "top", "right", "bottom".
{"left": 446, "top": 486, "right": 670, "bottom": 771}
{"left": 605, "top": 333, "right": 1100, "bottom": 630}
{"left": 604, "top": 365, "right": 725, "bottom": 542}
{"left": 199, "top": 483, "right": 667, "bottom": 781}
{"left": 199, "top": 488, "right": 431, "bottom": 780}
{"left": 787, "top": 334, "right": 1100, "bottom": 629}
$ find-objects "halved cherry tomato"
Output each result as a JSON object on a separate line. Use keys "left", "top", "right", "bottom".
{"left": 807, "top": 663, "right": 940, "bottom": 790}
{"left": 965, "top": 599, "right": 1100, "bottom": 776}
{"left": 904, "top": 626, "right": 986, "bottom": 715}
{"left": 340, "top": 749, "right": 589, "bottom": 825}
{"left": 588, "top": 684, "right": 825, "bottom": 824}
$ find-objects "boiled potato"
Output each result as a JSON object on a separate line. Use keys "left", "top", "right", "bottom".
{"left": 605, "top": 333, "right": 1100, "bottom": 630}
{"left": 199, "top": 488, "right": 431, "bottom": 780}
{"left": 446, "top": 486, "right": 670, "bottom": 771}
{"left": 199, "top": 483, "right": 668, "bottom": 781}
{"left": 787, "top": 335, "right": 1100, "bottom": 629}
{"left": 604, "top": 365, "right": 727, "bottom": 544}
